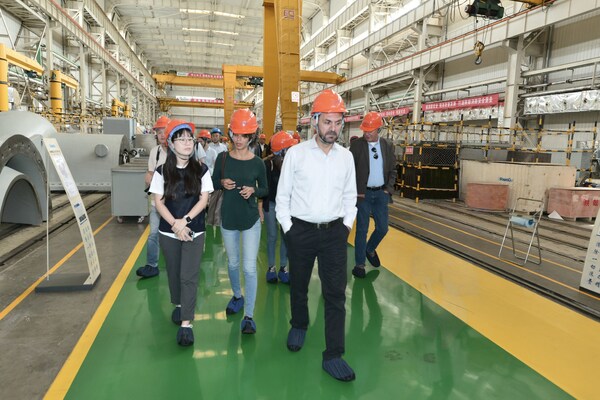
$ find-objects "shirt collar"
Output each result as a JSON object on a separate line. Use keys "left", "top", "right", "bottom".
{"left": 309, "top": 135, "right": 339, "bottom": 151}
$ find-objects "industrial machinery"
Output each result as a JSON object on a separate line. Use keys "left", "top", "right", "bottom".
{"left": 465, "top": 0, "right": 505, "bottom": 19}
{"left": 0, "top": 111, "right": 53, "bottom": 225}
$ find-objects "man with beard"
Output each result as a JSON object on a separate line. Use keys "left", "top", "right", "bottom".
{"left": 276, "top": 89, "right": 357, "bottom": 382}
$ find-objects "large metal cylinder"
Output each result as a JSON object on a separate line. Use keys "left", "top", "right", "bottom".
{"left": 0, "top": 111, "right": 55, "bottom": 224}
{"left": 48, "top": 133, "right": 129, "bottom": 192}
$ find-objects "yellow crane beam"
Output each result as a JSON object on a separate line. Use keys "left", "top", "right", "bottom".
{"left": 153, "top": 73, "right": 253, "bottom": 90}
{"left": 157, "top": 97, "right": 253, "bottom": 113}
{"left": 225, "top": 64, "right": 345, "bottom": 85}
{"left": 511, "top": 0, "right": 544, "bottom": 5}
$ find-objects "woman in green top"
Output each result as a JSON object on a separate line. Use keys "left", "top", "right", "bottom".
{"left": 212, "top": 109, "right": 268, "bottom": 334}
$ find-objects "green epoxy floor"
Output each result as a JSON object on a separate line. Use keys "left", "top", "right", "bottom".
{"left": 64, "top": 226, "right": 570, "bottom": 399}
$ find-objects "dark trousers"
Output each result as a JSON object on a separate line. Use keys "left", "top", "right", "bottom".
{"left": 285, "top": 218, "right": 349, "bottom": 360}
{"left": 159, "top": 234, "right": 205, "bottom": 321}
{"left": 355, "top": 189, "right": 389, "bottom": 265}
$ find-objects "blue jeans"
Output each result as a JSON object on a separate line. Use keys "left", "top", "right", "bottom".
{"left": 264, "top": 201, "right": 287, "bottom": 267}
{"left": 354, "top": 190, "right": 389, "bottom": 266}
{"left": 147, "top": 205, "right": 160, "bottom": 268}
{"left": 221, "top": 219, "right": 261, "bottom": 318}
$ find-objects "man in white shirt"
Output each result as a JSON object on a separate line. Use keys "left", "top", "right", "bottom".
{"left": 276, "top": 89, "right": 357, "bottom": 382}
{"left": 136, "top": 115, "right": 170, "bottom": 278}
{"left": 197, "top": 129, "right": 218, "bottom": 174}
{"left": 208, "top": 127, "right": 228, "bottom": 154}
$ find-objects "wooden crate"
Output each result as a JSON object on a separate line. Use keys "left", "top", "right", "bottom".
{"left": 460, "top": 160, "right": 576, "bottom": 211}
{"left": 465, "top": 183, "right": 509, "bottom": 211}
{"left": 547, "top": 187, "right": 600, "bottom": 219}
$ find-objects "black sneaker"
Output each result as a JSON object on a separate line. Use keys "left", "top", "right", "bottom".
{"left": 177, "top": 326, "right": 194, "bottom": 346}
{"left": 366, "top": 250, "right": 381, "bottom": 268}
{"left": 136, "top": 265, "right": 159, "bottom": 278}
{"left": 352, "top": 265, "right": 366, "bottom": 279}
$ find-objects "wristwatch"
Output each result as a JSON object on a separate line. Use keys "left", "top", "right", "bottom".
{"left": 185, "top": 215, "right": 192, "bottom": 224}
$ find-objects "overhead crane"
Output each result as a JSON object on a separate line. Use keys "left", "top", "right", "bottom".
{"left": 157, "top": 97, "right": 254, "bottom": 113}
{"left": 153, "top": 73, "right": 254, "bottom": 90}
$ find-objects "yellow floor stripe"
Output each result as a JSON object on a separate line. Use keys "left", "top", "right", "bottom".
{"left": 44, "top": 226, "right": 149, "bottom": 400}
{"left": 371, "top": 225, "right": 600, "bottom": 399}
{"left": 0, "top": 216, "right": 113, "bottom": 322}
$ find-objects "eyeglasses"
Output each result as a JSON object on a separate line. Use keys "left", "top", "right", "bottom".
{"left": 173, "top": 138, "right": 196, "bottom": 143}
{"left": 371, "top": 146, "right": 379, "bottom": 160}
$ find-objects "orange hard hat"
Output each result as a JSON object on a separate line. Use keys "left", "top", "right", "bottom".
{"left": 311, "top": 89, "right": 346, "bottom": 114}
{"left": 270, "top": 131, "right": 298, "bottom": 153}
{"left": 165, "top": 119, "right": 195, "bottom": 141}
{"left": 222, "top": 136, "right": 229, "bottom": 142}
{"left": 259, "top": 133, "right": 266, "bottom": 139}
{"left": 360, "top": 111, "right": 383, "bottom": 132}
{"left": 153, "top": 115, "right": 170, "bottom": 130}
{"left": 229, "top": 108, "right": 258, "bottom": 134}
{"left": 292, "top": 132, "right": 301, "bottom": 140}
{"left": 197, "top": 129, "right": 211, "bottom": 139}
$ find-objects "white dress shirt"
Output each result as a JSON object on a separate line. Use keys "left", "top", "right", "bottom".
{"left": 203, "top": 146, "right": 218, "bottom": 175}
{"left": 208, "top": 141, "right": 228, "bottom": 155}
{"left": 275, "top": 136, "right": 357, "bottom": 233}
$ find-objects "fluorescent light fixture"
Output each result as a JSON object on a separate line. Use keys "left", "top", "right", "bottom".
{"left": 183, "top": 27, "right": 209, "bottom": 32}
{"left": 182, "top": 27, "right": 238, "bottom": 36}
{"left": 180, "top": 9, "right": 210, "bottom": 15}
{"left": 214, "top": 11, "right": 245, "bottom": 19}
{"left": 180, "top": 9, "right": 245, "bottom": 19}
{"left": 213, "top": 30, "right": 238, "bottom": 36}
{"left": 185, "top": 40, "right": 234, "bottom": 47}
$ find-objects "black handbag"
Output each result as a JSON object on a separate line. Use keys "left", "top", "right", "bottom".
{"left": 206, "top": 153, "right": 227, "bottom": 226}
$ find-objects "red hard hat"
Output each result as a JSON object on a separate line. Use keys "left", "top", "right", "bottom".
{"left": 153, "top": 115, "right": 170, "bottom": 130}
{"left": 259, "top": 133, "right": 266, "bottom": 139}
{"left": 360, "top": 111, "right": 383, "bottom": 132}
{"left": 229, "top": 108, "right": 258, "bottom": 134}
{"left": 292, "top": 132, "right": 301, "bottom": 140}
{"left": 165, "top": 119, "right": 195, "bottom": 141}
{"left": 270, "top": 131, "right": 298, "bottom": 153}
{"left": 197, "top": 129, "right": 211, "bottom": 139}
{"left": 311, "top": 89, "right": 346, "bottom": 114}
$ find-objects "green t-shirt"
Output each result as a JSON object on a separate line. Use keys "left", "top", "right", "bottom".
{"left": 212, "top": 152, "right": 268, "bottom": 230}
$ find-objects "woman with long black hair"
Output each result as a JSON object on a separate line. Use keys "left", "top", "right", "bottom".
{"left": 150, "top": 119, "right": 213, "bottom": 346}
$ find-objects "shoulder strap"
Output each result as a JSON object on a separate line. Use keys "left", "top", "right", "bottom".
{"left": 156, "top": 146, "right": 161, "bottom": 163}
{"left": 221, "top": 152, "right": 228, "bottom": 180}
